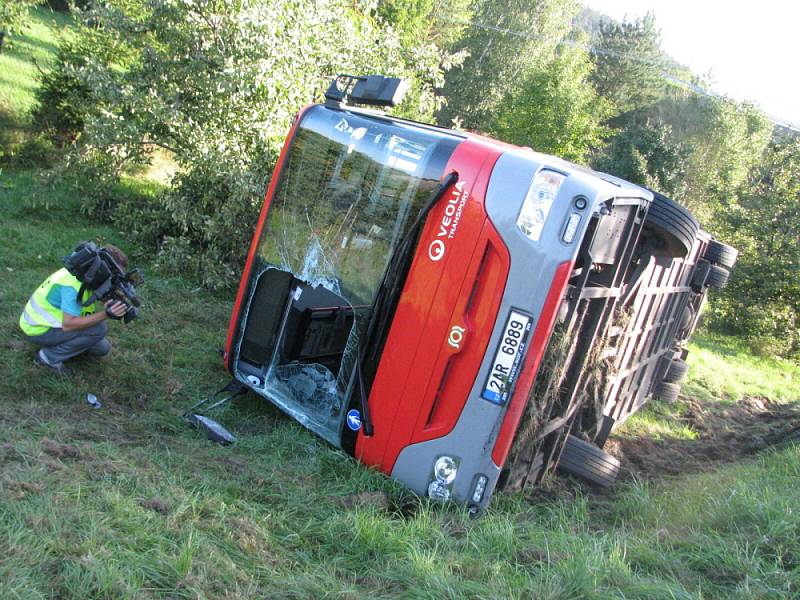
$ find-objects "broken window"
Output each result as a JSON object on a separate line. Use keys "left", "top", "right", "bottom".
{"left": 233, "top": 106, "right": 459, "bottom": 445}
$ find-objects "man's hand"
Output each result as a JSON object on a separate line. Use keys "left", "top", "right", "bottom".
{"left": 105, "top": 300, "right": 129, "bottom": 320}
{"left": 63, "top": 300, "right": 120, "bottom": 332}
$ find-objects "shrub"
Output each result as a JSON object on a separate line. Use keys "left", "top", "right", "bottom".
{"left": 709, "top": 138, "right": 800, "bottom": 360}
{"left": 47, "top": 0, "right": 459, "bottom": 288}
{"left": 31, "top": 40, "right": 94, "bottom": 146}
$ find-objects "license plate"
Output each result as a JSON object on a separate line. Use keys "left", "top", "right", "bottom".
{"left": 482, "top": 310, "right": 533, "bottom": 405}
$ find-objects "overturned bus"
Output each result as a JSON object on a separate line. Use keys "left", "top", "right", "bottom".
{"left": 222, "top": 76, "right": 737, "bottom": 511}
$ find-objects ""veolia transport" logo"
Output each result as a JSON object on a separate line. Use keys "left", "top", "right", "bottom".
{"left": 428, "top": 180, "right": 468, "bottom": 262}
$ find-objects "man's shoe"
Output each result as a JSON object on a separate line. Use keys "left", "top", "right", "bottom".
{"left": 34, "top": 349, "right": 73, "bottom": 377}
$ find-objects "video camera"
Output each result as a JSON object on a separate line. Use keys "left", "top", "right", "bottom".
{"left": 63, "top": 241, "right": 144, "bottom": 324}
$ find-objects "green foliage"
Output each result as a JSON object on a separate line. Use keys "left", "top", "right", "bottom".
{"left": 376, "top": 0, "right": 471, "bottom": 48}
{"left": 0, "top": 7, "right": 74, "bottom": 167}
{"left": 30, "top": 32, "right": 118, "bottom": 146}
{"left": 678, "top": 96, "right": 772, "bottom": 222}
{"left": 437, "top": 0, "right": 579, "bottom": 130}
{"left": 0, "top": 0, "right": 39, "bottom": 36}
{"left": 593, "top": 116, "right": 690, "bottom": 198}
{"left": 594, "top": 93, "right": 772, "bottom": 219}
{"left": 46, "top": 0, "right": 458, "bottom": 288}
{"left": 493, "top": 41, "right": 611, "bottom": 163}
{"left": 589, "top": 13, "right": 666, "bottom": 114}
{"left": 712, "top": 139, "right": 800, "bottom": 358}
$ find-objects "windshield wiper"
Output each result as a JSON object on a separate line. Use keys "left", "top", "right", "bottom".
{"left": 355, "top": 171, "right": 460, "bottom": 436}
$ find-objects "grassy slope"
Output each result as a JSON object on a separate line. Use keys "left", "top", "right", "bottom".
{"left": 0, "top": 8, "right": 71, "bottom": 141}
{"left": 1, "top": 10, "right": 798, "bottom": 599}
{"left": 621, "top": 334, "right": 800, "bottom": 442}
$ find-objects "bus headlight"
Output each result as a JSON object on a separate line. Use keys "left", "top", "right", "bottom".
{"left": 427, "top": 480, "right": 451, "bottom": 501}
{"left": 428, "top": 456, "right": 459, "bottom": 502}
{"left": 434, "top": 456, "right": 458, "bottom": 484}
{"left": 517, "top": 169, "right": 566, "bottom": 242}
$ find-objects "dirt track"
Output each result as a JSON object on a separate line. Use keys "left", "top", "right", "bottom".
{"left": 608, "top": 396, "right": 800, "bottom": 479}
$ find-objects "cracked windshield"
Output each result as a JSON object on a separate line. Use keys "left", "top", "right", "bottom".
{"left": 235, "top": 106, "right": 459, "bottom": 444}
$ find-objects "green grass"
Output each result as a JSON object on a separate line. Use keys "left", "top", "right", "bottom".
{"left": 684, "top": 333, "right": 800, "bottom": 403}
{"left": 1, "top": 13, "right": 799, "bottom": 599}
{"left": 619, "top": 333, "right": 800, "bottom": 442}
{"left": 0, "top": 7, "right": 72, "bottom": 136}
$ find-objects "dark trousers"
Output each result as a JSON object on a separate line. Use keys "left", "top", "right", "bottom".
{"left": 28, "top": 322, "right": 111, "bottom": 363}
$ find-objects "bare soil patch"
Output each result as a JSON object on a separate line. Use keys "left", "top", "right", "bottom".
{"left": 41, "top": 438, "right": 83, "bottom": 460}
{"left": 609, "top": 396, "right": 800, "bottom": 479}
{"left": 140, "top": 497, "right": 171, "bottom": 514}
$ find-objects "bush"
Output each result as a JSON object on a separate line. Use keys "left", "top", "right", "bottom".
{"left": 32, "top": 36, "right": 110, "bottom": 146}
{"left": 47, "top": 0, "right": 459, "bottom": 289}
{"left": 1, "top": 134, "right": 60, "bottom": 167}
{"left": 0, "top": 1, "right": 38, "bottom": 37}
{"left": 708, "top": 138, "right": 800, "bottom": 360}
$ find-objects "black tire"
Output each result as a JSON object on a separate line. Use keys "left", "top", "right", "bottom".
{"left": 643, "top": 192, "right": 700, "bottom": 259}
{"left": 653, "top": 381, "right": 680, "bottom": 403}
{"left": 705, "top": 264, "right": 730, "bottom": 289}
{"left": 557, "top": 434, "right": 620, "bottom": 488}
{"left": 704, "top": 240, "right": 738, "bottom": 269}
{"left": 664, "top": 359, "right": 689, "bottom": 383}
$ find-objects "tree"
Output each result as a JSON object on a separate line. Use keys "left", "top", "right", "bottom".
{"left": 588, "top": 14, "right": 666, "bottom": 114}
{"left": 714, "top": 138, "right": 800, "bottom": 358}
{"left": 592, "top": 116, "right": 689, "bottom": 198}
{"left": 0, "top": 0, "right": 38, "bottom": 51}
{"left": 42, "top": 0, "right": 459, "bottom": 287}
{"left": 436, "top": 0, "right": 578, "bottom": 130}
{"left": 492, "top": 41, "right": 611, "bottom": 163}
{"left": 593, "top": 92, "right": 771, "bottom": 224}
{"left": 376, "top": 0, "right": 472, "bottom": 48}
{"left": 677, "top": 96, "right": 771, "bottom": 222}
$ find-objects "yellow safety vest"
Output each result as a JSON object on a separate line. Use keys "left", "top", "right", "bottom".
{"left": 19, "top": 268, "right": 98, "bottom": 336}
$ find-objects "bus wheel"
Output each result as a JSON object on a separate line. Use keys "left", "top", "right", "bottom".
{"left": 654, "top": 380, "right": 681, "bottom": 403}
{"left": 557, "top": 435, "right": 620, "bottom": 488}
{"left": 705, "top": 264, "right": 730, "bottom": 289}
{"left": 643, "top": 192, "right": 699, "bottom": 259}
{"left": 704, "top": 239, "right": 738, "bottom": 269}
{"left": 664, "top": 359, "right": 689, "bottom": 383}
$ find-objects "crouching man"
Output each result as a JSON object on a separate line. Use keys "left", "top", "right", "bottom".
{"left": 19, "top": 244, "right": 130, "bottom": 376}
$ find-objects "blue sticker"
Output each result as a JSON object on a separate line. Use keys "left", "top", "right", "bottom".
{"left": 346, "top": 409, "right": 362, "bottom": 431}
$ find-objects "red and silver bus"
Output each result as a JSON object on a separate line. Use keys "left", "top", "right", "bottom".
{"left": 222, "top": 76, "right": 734, "bottom": 510}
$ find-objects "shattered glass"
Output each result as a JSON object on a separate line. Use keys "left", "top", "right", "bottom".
{"left": 234, "top": 106, "right": 460, "bottom": 445}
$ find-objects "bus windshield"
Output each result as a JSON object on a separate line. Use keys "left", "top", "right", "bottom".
{"left": 234, "top": 106, "right": 459, "bottom": 445}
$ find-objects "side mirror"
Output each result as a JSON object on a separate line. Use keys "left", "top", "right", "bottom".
{"left": 350, "top": 75, "right": 408, "bottom": 107}
{"left": 325, "top": 75, "right": 408, "bottom": 108}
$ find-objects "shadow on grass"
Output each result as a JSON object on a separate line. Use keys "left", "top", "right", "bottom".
{"left": 609, "top": 396, "right": 800, "bottom": 480}
{"left": 690, "top": 332, "right": 742, "bottom": 358}
{"left": 10, "top": 33, "right": 60, "bottom": 58}
{"left": 0, "top": 106, "right": 31, "bottom": 134}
